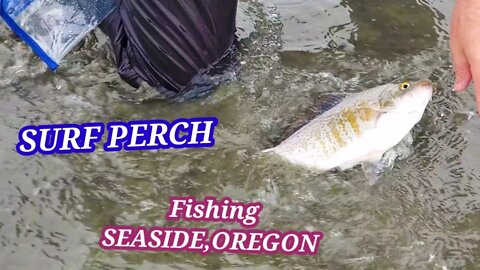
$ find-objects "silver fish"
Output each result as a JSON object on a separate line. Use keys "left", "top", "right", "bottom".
{"left": 264, "top": 79, "right": 434, "bottom": 171}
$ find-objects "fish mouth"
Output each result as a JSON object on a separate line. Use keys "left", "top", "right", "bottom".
{"left": 414, "top": 79, "right": 433, "bottom": 88}
{"left": 413, "top": 79, "right": 436, "bottom": 94}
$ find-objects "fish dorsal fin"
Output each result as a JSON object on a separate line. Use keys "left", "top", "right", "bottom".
{"left": 313, "top": 94, "right": 346, "bottom": 113}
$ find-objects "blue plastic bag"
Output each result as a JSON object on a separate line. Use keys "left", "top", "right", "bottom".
{"left": 0, "top": 0, "right": 115, "bottom": 70}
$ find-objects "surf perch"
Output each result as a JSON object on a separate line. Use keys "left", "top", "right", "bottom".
{"left": 263, "top": 79, "right": 434, "bottom": 172}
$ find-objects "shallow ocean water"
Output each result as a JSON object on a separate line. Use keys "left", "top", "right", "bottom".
{"left": 1, "top": 0, "right": 480, "bottom": 269}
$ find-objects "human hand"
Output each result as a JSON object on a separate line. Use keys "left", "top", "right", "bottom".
{"left": 450, "top": 0, "right": 480, "bottom": 112}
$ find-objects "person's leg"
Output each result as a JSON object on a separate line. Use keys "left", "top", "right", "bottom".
{"left": 99, "top": 9, "right": 143, "bottom": 89}
{"left": 100, "top": 0, "right": 238, "bottom": 94}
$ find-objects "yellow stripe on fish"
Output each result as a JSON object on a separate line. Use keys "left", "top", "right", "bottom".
{"left": 341, "top": 110, "right": 361, "bottom": 137}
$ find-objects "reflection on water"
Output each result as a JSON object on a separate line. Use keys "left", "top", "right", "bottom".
{"left": 1, "top": 0, "right": 479, "bottom": 269}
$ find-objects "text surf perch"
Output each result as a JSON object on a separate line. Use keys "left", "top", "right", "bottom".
{"left": 16, "top": 117, "right": 218, "bottom": 156}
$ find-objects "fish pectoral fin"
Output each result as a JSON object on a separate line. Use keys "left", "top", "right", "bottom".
{"left": 354, "top": 99, "right": 394, "bottom": 114}
{"left": 350, "top": 106, "right": 386, "bottom": 128}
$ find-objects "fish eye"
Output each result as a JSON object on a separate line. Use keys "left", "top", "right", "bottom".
{"left": 400, "top": 82, "right": 410, "bottom": 90}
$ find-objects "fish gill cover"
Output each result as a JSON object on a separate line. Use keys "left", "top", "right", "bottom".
{"left": 0, "top": 0, "right": 115, "bottom": 70}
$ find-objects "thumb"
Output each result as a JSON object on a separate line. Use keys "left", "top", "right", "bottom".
{"left": 451, "top": 46, "right": 472, "bottom": 92}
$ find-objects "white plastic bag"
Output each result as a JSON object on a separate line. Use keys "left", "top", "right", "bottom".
{"left": 0, "top": 0, "right": 115, "bottom": 70}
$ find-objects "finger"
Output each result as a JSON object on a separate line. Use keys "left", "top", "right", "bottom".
{"left": 450, "top": 7, "right": 472, "bottom": 92}
{"left": 471, "top": 65, "right": 480, "bottom": 114}
{"left": 451, "top": 42, "right": 472, "bottom": 92}
{"left": 461, "top": 24, "right": 480, "bottom": 113}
